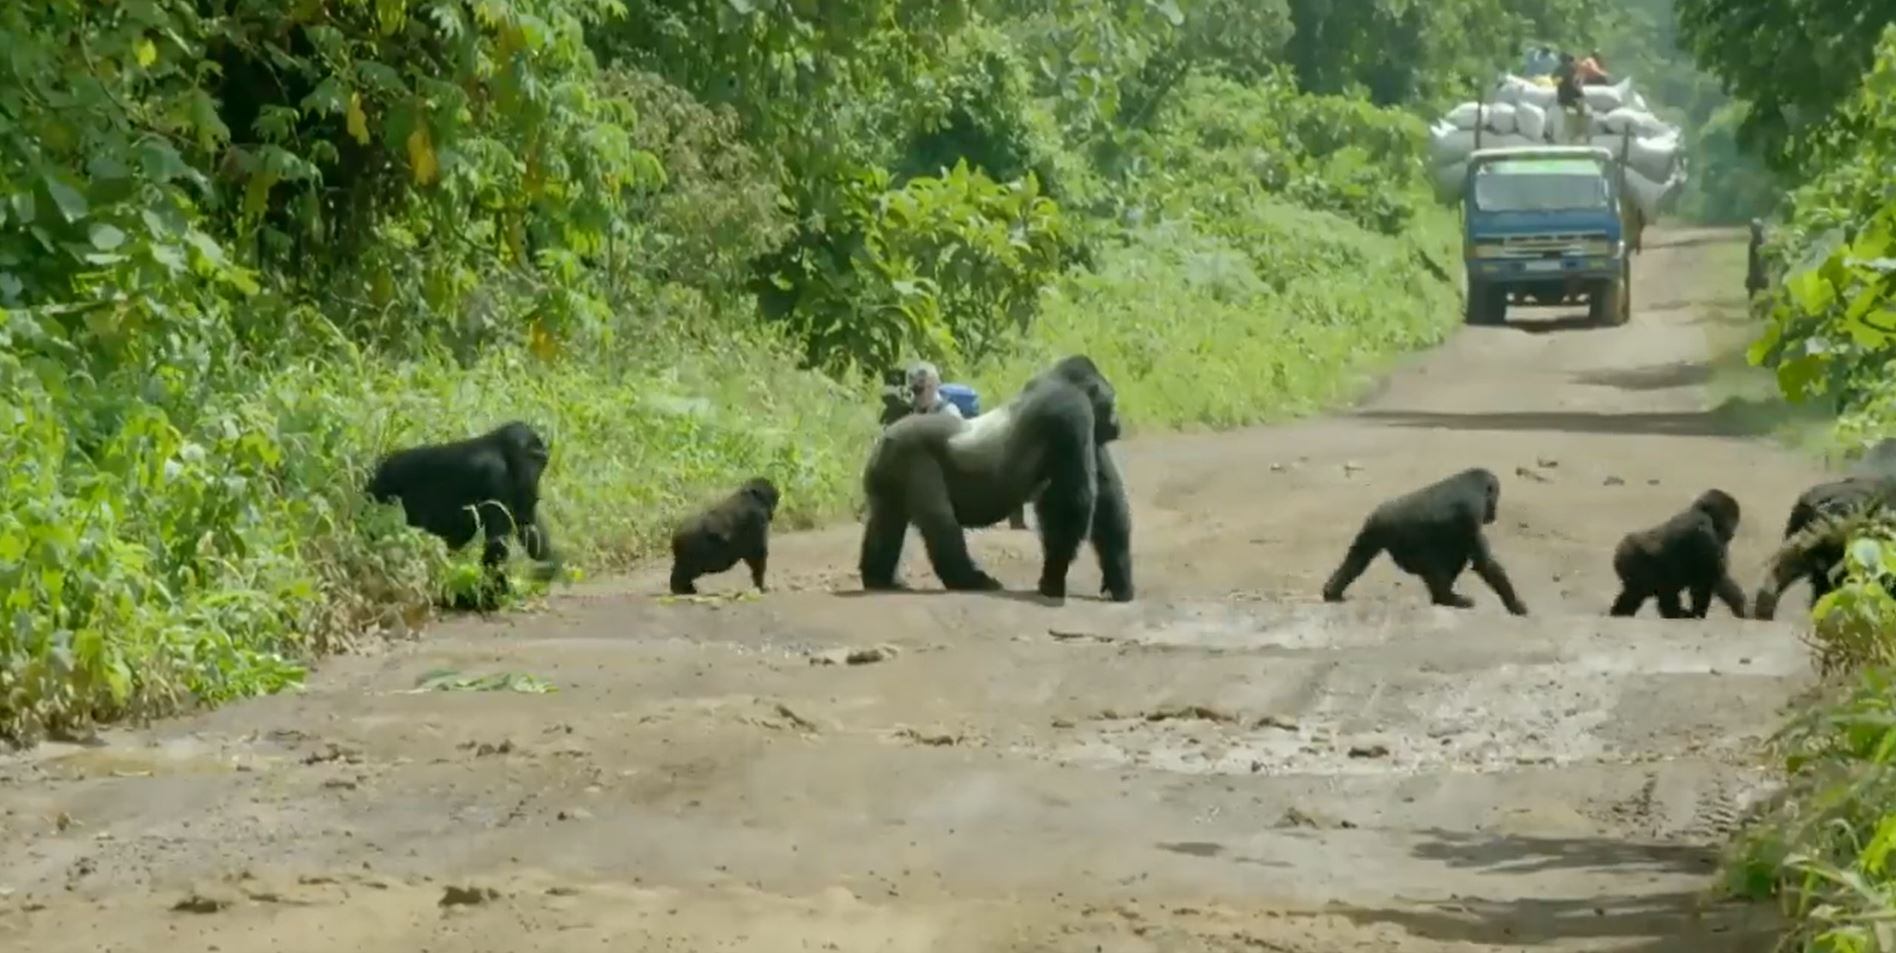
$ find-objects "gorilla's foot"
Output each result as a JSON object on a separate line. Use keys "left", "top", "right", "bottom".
{"left": 943, "top": 570, "right": 1004, "bottom": 592}
{"left": 1102, "top": 582, "right": 1134, "bottom": 603}
{"left": 1434, "top": 592, "right": 1476, "bottom": 609}
{"left": 861, "top": 575, "right": 911, "bottom": 592}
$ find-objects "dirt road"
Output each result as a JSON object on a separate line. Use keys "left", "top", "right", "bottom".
{"left": 0, "top": 227, "right": 1831, "bottom": 951}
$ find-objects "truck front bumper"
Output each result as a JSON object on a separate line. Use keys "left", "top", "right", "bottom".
{"left": 1470, "top": 256, "right": 1622, "bottom": 286}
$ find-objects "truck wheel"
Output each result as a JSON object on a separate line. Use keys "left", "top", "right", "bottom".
{"left": 1589, "top": 275, "right": 1631, "bottom": 326}
{"left": 1465, "top": 281, "right": 1505, "bottom": 325}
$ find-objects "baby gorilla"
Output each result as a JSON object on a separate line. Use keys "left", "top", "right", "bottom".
{"left": 1609, "top": 489, "right": 1746, "bottom": 619}
{"left": 1321, "top": 467, "right": 1528, "bottom": 615}
{"left": 669, "top": 477, "right": 780, "bottom": 595}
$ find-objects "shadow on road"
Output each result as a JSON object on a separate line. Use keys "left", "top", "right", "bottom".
{"left": 1644, "top": 231, "right": 1744, "bottom": 251}
{"left": 1574, "top": 361, "right": 1715, "bottom": 392}
{"left": 1355, "top": 396, "right": 1789, "bottom": 438}
{"left": 1409, "top": 829, "right": 1720, "bottom": 876}
{"left": 831, "top": 587, "right": 1107, "bottom": 607}
{"left": 1504, "top": 313, "right": 1609, "bottom": 335}
{"left": 1331, "top": 891, "right": 1780, "bottom": 950}
{"left": 1155, "top": 840, "right": 1292, "bottom": 869}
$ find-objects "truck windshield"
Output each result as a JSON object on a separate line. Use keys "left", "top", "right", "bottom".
{"left": 1471, "top": 158, "right": 1611, "bottom": 212}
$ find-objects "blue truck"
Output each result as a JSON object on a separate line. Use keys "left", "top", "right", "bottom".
{"left": 1460, "top": 144, "right": 1637, "bottom": 327}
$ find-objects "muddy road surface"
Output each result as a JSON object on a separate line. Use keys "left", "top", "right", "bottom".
{"left": 1, "top": 227, "right": 1830, "bottom": 951}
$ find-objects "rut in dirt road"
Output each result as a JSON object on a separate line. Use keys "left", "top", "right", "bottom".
{"left": 0, "top": 226, "right": 1824, "bottom": 952}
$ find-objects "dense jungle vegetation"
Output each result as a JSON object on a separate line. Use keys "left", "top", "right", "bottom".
{"left": 10, "top": 0, "right": 1657, "bottom": 742}
{"left": 1666, "top": 0, "right": 1896, "bottom": 947}
{"left": 13, "top": 2, "right": 1896, "bottom": 948}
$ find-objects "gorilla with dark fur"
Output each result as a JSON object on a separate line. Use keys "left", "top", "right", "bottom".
{"left": 1609, "top": 489, "right": 1746, "bottom": 619}
{"left": 367, "top": 420, "right": 556, "bottom": 611}
{"left": 1321, "top": 467, "right": 1528, "bottom": 615}
{"left": 669, "top": 477, "right": 780, "bottom": 595}
{"left": 878, "top": 368, "right": 1031, "bottom": 530}
{"left": 858, "top": 354, "right": 1132, "bottom": 602}
{"left": 1753, "top": 475, "right": 1896, "bottom": 620}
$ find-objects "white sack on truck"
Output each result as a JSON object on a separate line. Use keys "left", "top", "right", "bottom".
{"left": 1481, "top": 101, "right": 1519, "bottom": 134}
{"left": 1602, "top": 106, "right": 1672, "bottom": 138}
{"left": 1586, "top": 132, "right": 1681, "bottom": 182}
{"left": 1626, "top": 132, "right": 1681, "bottom": 181}
{"left": 1543, "top": 105, "right": 1570, "bottom": 143}
{"left": 1444, "top": 101, "right": 1484, "bottom": 130}
{"left": 1514, "top": 101, "right": 1548, "bottom": 141}
{"left": 1428, "top": 123, "right": 1479, "bottom": 164}
{"left": 1430, "top": 161, "right": 1466, "bottom": 200}
{"left": 1582, "top": 76, "right": 1635, "bottom": 113}
{"left": 1588, "top": 132, "right": 1629, "bottom": 160}
{"left": 1509, "top": 77, "right": 1559, "bottom": 109}
{"left": 1624, "top": 165, "right": 1677, "bottom": 218}
{"left": 1493, "top": 74, "right": 1558, "bottom": 109}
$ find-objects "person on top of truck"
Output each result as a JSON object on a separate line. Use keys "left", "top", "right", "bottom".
{"left": 1576, "top": 50, "right": 1613, "bottom": 85}
{"left": 1553, "top": 53, "right": 1590, "bottom": 143}
{"left": 1522, "top": 45, "right": 1558, "bottom": 78}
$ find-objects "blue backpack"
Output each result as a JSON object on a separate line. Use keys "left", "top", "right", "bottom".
{"left": 938, "top": 383, "right": 981, "bottom": 418}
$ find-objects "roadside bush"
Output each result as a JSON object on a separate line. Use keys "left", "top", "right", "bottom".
{"left": 0, "top": 303, "right": 871, "bottom": 743}
{"left": 971, "top": 199, "right": 1462, "bottom": 429}
{"left": 1, "top": 0, "right": 1518, "bottom": 747}
{"left": 1702, "top": 26, "right": 1896, "bottom": 953}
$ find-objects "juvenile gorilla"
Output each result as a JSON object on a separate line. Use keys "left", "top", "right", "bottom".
{"left": 669, "top": 477, "right": 780, "bottom": 595}
{"left": 1753, "top": 475, "right": 1896, "bottom": 620}
{"left": 858, "top": 354, "right": 1132, "bottom": 602}
{"left": 366, "top": 420, "right": 556, "bottom": 611}
{"left": 1321, "top": 467, "right": 1528, "bottom": 615}
{"left": 1609, "top": 489, "right": 1746, "bottom": 619}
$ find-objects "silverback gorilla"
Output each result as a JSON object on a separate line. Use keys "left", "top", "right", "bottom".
{"left": 858, "top": 355, "right": 1133, "bottom": 602}
{"left": 1609, "top": 489, "right": 1746, "bottom": 619}
{"left": 367, "top": 420, "right": 556, "bottom": 611}
{"left": 1321, "top": 467, "right": 1528, "bottom": 615}
{"left": 878, "top": 367, "right": 1030, "bottom": 530}
{"left": 669, "top": 477, "right": 780, "bottom": 595}
{"left": 1753, "top": 474, "right": 1896, "bottom": 620}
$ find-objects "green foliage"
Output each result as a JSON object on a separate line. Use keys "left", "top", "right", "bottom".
{"left": 1744, "top": 27, "right": 1896, "bottom": 414}
{"left": 1726, "top": 665, "right": 1896, "bottom": 952}
{"left": 1674, "top": 0, "right": 1896, "bottom": 176}
{"left": 1283, "top": 0, "right": 1596, "bottom": 110}
{"left": 758, "top": 160, "right": 1070, "bottom": 375}
{"left": 0, "top": 305, "right": 872, "bottom": 743}
{"left": 606, "top": 67, "right": 792, "bottom": 306}
{"left": 1710, "top": 25, "right": 1896, "bottom": 953}
{"left": 971, "top": 201, "right": 1461, "bottom": 429}
{"left": 2, "top": 0, "right": 1522, "bottom": 744}
{"left": 1125, "top": 73, "right": 1428, "bottom": 235}
{"left": 1592, "top": 0, "right": 1778, "bottom": 224}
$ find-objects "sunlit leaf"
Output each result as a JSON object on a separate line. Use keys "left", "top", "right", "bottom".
{"left": 405, "top": 123, "right": 439, "bottom": 185}
{"left": 346, "top": 92, "right": 371, "bottom": 145}
{"left": 43, "top": 175, "right": 88, "bottom": 223}
{"left": 87, "top": 223, "right": 126, "bottom": 251}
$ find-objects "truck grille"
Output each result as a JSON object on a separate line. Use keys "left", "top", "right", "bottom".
{"left": 1477, "top": 233, "right": 1613, "bottom": 258}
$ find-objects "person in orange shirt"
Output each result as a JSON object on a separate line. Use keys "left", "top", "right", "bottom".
{"left": 1576, "top": 50, "right": 1613, "bottom": 85}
